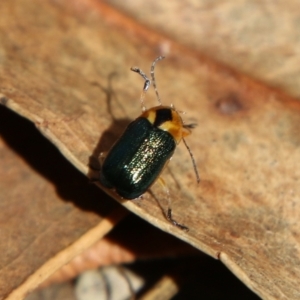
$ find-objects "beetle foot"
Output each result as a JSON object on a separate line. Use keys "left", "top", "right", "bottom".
{"left": 167, "top": 208, "right": 189, "bottom": 232}
{"left": 89, "top": 177, "right": 100, "bottom": 184}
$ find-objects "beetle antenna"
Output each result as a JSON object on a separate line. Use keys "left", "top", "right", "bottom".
{"left": 151, "top": 56, "right": 165, "bottom": 106}
{"left": 130, "top": 66, "right": 150, "bottom": 112}
{"left": 131, "top": 56, "right": 165, "bottom": 111}
{"left": 182, "top": 137, "right": 200, "bottom": 183}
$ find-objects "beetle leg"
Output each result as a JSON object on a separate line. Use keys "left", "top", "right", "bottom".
{"left": 157, "top": 177, "right": 189, "bottom": 231}
{"left": 183, "top": 123, "right": 197, "bottom": 130}
{"left": 167, "top": 208, "right": 189, "bottom": 232}
{"left": 99, "top": 152, "right": 107, "bottom": 165}
{"left": 89, "top": 152, "right": 107, "bottom": 183}
{"left": 89, "top": 178, "right": 100, "bottom": 184}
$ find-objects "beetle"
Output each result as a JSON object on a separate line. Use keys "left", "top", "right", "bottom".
{"left": 99, "top": 56, "right": 199, "bottom": 230}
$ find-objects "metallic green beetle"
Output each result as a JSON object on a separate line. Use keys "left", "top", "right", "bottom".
{"left": 99, "top": 57, "right": 199, "bottom": 230}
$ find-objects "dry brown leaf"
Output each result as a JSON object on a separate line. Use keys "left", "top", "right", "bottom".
{"left": 0, "top": 106, "right": 127, "bottom": 298}
{"left": 1, "top": 0, "right": 300, "bottom": 299}
{"left": 41, "top": 214, "right": 199, "bottom": 287}
{"left": 106, "top": 0, "right": 300, "bottom": 99}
